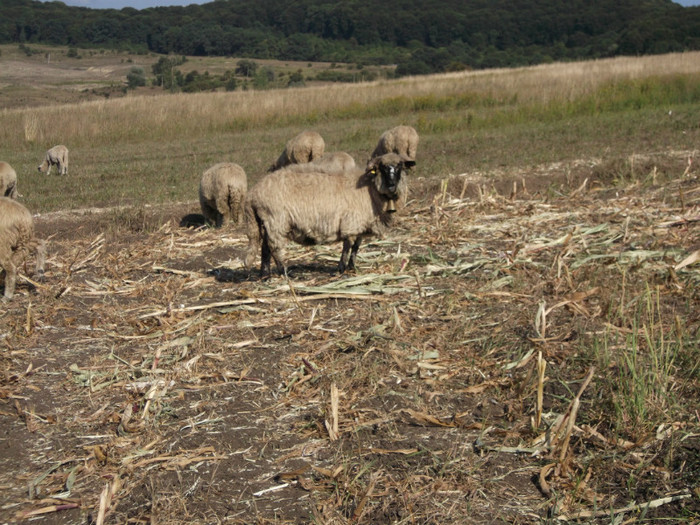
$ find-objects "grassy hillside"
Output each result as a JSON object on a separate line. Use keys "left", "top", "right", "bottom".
{"left": 0, "top": 50, "right": 699, "bottom": 213}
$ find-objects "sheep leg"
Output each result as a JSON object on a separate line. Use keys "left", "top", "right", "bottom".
{"left": 260, "top": 233, "right": 272, "bottom": 278}
{"left": 217, "top": 200, "right": 230, "bottom": 227}
{"left": 34, "top": 239, "right": 46, "bottom": 281}
{"left": 244, "top": 240, "right": 258, "bottom": 271}
{"left": 201, "top": 203, "right": 216, "bottom": 227}
{"left": 0, "top": 250, "right": 16, "bottom": 300}
{"left": 347, "top": 237, "right": 362, "bottom": 272}
{"left": 338, "top": 237, "right": 362, "bottom": 273}
{"left": 339, "top": 239, "right": 352, "bottom": 273}
{"left": 233, "top": 196, "right": 244, "bottom": 225}
{"left": 267, "top": 239, "right": 287, "bottom": 276}
{"left": 2, "top": 265, "right": 16, "bottom": 300}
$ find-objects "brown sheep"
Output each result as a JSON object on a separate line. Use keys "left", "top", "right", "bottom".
{"left": 371, "top": 125, "right": 419, "bottom": 162}
{"left": 268, "top": 131, "right": 325, "bottom": 172}
{"left": 38, "top": 145, "right": 69, "bottom": 175}
{"left": 0, "top": 197, "right": 46, "bottom": 300}
{"left": 199, "top": 162, "right": 247, "bottom": 227}
{"left": 0, "top": 162, "right": 18, "bottom": 199}
{"left": 244, "top": 153, "right": 415, "bottom": 277}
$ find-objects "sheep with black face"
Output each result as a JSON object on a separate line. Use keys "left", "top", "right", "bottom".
{"left": 244, "top": 153, "right": 414, "bottom": 277}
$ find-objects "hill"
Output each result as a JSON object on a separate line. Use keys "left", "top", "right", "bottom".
{"left": 2, "top": 0, "right": 700, "bottom": 73}
{"left": 0, "top": 43, "right": 395, "bottom": 109}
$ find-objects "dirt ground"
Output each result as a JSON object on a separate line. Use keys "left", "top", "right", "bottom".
{"left": 1, "top": 152, "right": 699, "bottom": 524}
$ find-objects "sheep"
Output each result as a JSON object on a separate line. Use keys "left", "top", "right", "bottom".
{"left": 38, "top": 145, "right": 69, "bottom": 176}
{"left": 0, "top": 162, "right": 18, "bottom": 199}
{"left": 310, "top": 151, "right": 356, "bottom": 173}
{"left": 244, "top": 152, "right": 415, "bottom": 277}
{"left": 0, "top": 197, "right": 46, "bottom": 300}
{"left": 371, "top": 125, "right": 419, "bottom": 162}
{"left": 199, "top": 162, "right": 247, "bottom": 227}
{"left": 282, "top": 151, "right": 357, "bottom": 175}
{"left": 268, "top": 131, "right": 325, "bottom": 172}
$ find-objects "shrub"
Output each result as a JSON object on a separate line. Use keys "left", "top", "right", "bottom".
{"left": 126, "top": 67, "right": 147, "bottom": 89}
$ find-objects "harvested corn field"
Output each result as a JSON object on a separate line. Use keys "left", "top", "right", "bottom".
{"left": 1, "top": 150, "right": 699, "bottom": 524}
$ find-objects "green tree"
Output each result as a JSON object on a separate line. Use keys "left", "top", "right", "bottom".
{"left": 126, "top": 66, "right": 146, "bottom": 88}
{"left": 152, "top": 56, "right": 180, "bottom": 88}
{"left": 287, "top": 69, "right": 305, "bottom": 87}
{"left": 223, "top": 70, "right": 237, "bottom": 91}
{"left": 253, "top": 67, "right": 274, "bottom": 89}
{"left": 235, "top": 59, "right": 258, "bottom": 77}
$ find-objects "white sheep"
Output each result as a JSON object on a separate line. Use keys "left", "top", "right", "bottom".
{"left": 0, "top": 197, "right": 46, "bottom": 300}
{"left": 0, "top": 162, "right": 18, "bottom": 199}
{"left": 268, "top": 131, "right": 325, "bottom": 172}
{"left": 244, "top": 153, "right": 415, "bottom": 277}
{"left": 371, "top": 125, "right": 419, "bottom": 162}
{"left": 38, "top": 145, "right": 69, "bottom": 176}
{"left": 199, "top": 162, "right": 247, "bottom": 228}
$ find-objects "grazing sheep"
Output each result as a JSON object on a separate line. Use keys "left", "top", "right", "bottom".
{"left": 371, "top": 125, "right": 419, "bottom": 162}
{"left": 38, "top": 145, "right": 69, "bottom": 175}
{"left": 0, "top": 197, "right": 46, "bottom": 300}
{"left": 244, "top": 153, "right": 415, "bottom": 277}
{"left": 268, "top": 131, "right": 325, "bottom": 172}
{"left": 0, "top": 162, "right": 18, "bottom": 199}
{"left": 311, "top": 151, "right": 356, "bottom": 173}
{"left": 199, "top": 162, "right": 247, "bottom": 228}
{"left": 282, "top": 151, "right": 357, "bottom": 175}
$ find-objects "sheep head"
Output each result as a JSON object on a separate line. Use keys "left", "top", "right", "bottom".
{"left": 366, "top": 153, "right": 414, "bottom": 213}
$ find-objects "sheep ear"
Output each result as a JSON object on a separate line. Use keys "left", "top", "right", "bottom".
{"left": 366, "top": 158, "right": 379, "bottom": 176}
{"left": 404, "top": 160, "right": 416, "bottom": 168}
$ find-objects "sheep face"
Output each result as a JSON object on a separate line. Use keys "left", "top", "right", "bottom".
{"left": 367, "top": 154, "right": 415, "bottom": 212}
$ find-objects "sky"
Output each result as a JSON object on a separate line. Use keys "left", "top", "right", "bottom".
{"left": 45, "top": 0, "right": 700, "bottom": 9}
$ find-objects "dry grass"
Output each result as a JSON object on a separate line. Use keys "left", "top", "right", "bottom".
{"left": 2, "top": 51, "right": 700, "bottom": 149}
{"left": 1, "top": 149, "right": 699, "bottom": 524}
{"left": 0, "top": 51, "right": 699, "bottom": 524}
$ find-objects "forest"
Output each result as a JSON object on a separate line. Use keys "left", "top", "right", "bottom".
{"left": 2, "top": 0, "right": 700, "bottom": 74}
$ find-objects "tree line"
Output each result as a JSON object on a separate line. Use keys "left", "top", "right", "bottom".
{"left": 2, "top": 0, "right": 700, "bottom": 74}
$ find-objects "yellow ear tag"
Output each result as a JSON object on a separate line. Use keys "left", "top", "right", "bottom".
{"left": 370, "top": 169, "right": 376, "bottom": 175}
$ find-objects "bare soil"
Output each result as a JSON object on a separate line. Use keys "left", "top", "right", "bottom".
{"left": 1, "top": 152, "right": 699, "bottom": 524}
